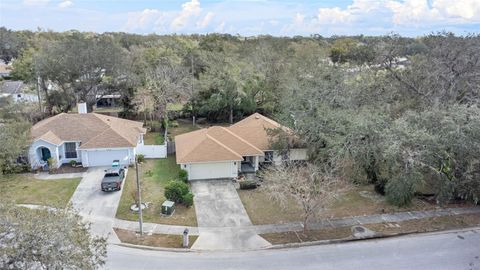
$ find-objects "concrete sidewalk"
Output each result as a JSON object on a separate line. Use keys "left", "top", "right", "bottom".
{"left": 33, "top": 172, "right": 85, "bottom": 180}
{"left": 113, "top": 206, "right": 480, "bottom": 237}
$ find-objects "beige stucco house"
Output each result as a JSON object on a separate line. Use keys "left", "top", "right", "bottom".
{"left": 29, "top": 103, "right": 147, "bottom": 169}
{"left": 175, "top": 113, "right": 307, "bottom": 180}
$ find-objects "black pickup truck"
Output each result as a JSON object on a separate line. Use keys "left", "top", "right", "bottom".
{"left": 101, "top": 168, "right": 125, "bottom": 192}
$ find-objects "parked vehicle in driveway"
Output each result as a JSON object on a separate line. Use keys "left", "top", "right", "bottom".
{"left": 101, "top": 168, "right": 125, "bottom": 192}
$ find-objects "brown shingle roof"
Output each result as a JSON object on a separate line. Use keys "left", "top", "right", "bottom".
{"left": 32, "top": 113, "right": 146, "bottom": 149}
{"left": 228, "top": 113, "right": 286, "bottom": 150}
{"left": 175, "top": 128, "right": 244, "bottom": 163}
{"left": 175, "top": 113, "right": 289, "bottom": 163}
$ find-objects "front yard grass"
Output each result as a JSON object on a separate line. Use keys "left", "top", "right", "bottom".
{"left": 114, "top": 228, "right": 198, "bottom": 248}
{"left": 116, "top": 157, "right": 197, "bottom": 226}
{"left": 0, "top": 174, "right": 81, "bottom": 208}
{"left": 239, "top": 184, "right": 441, "bottom": 225}
{"left": 144, "top": 132, "right": 165, "bottom": 145}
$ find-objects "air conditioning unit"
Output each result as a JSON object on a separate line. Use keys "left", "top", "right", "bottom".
{"left": 161, "top": 200, "right": 175, "bottom": 215}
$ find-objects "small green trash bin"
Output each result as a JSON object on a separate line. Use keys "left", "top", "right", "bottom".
{"left": 161, "top": 200, "right": 175, "bottom": 215}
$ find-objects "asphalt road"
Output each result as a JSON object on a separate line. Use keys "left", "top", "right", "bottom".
{"left": 106, "top": 227, "right": 480, "bottom": 270}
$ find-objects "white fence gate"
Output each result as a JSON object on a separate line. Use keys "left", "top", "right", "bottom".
{"left": 136, "top": 144, "right": 167, "bottom": 158}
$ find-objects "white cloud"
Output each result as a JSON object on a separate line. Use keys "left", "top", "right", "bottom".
{"left": 125, "top": 9, "right": 164, "bottom": 31}
{"left": 58, "top": 0, "right": 73, "bottom": 8}
{"left": 434, "top": 0, "right": 480, "bottom": 20}
{"left": 317, "top": 7, "right": 352, "bottom": 25}
{"left": 386, "top": 0, "right": 442, "bottom": 25}
{"left": 215, "top": 21, "right": 226, "bottom": 32}
{"left": 23, "top": 0, "right": 50, "bottom": 6}
{"left": 387, "top": 0, "right": 480, "bottom": 25}
{"left": 197, "top": 11, "right": 214, "bottom": 28}
{"left": 171, "top": 0, "right": 202, "bottom": 29}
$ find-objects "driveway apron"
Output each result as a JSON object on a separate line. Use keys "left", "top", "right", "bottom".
{"left": 69, "top": 167, "right": 126, "bottom": 243}
{"left": 190, "top": 179, "right": 271, "bottom": 250}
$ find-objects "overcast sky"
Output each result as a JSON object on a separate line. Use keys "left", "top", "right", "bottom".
{"left": 1, "top": 0, "right": 479, "bottom": 36}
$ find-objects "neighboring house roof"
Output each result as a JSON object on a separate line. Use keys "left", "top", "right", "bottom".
{"left": 0, "top": 81, "right": 25, "bottom": 94}
{"left": 176, "top": 113, "right": 289, "bottom": 164}
{"left": 31, "top": 113, "right": 146, "bottom": 149}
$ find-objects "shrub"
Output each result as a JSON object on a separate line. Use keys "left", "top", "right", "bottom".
{"left": 240, "top": 180, "right": 257, "bottom": 190}
{"left": 385, "top": 175, "right": 416, "bottom": 207}
{"left": 164, "top": 181, "right": 189, "bottom": 203}
{"left": 69, "top": 160, "right": 77, "bottom": 167}
{"left": 170, "top": 120, "right": 179, "bottom": 127}
{"left": 178, "top": 169, "right": 188, "bottom": 182}
{"left": 47, "top": 158, "right": 57, "bottom": 173}
{"left": 182, "top": 192, "right": 194, "bottom": 207}
{"left": 136, "top": 154, "right": 145, "bottom": 163}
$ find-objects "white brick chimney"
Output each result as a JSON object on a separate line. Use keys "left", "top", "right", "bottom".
{"left": 77, "top": 102, "right": 88, "bottom": 114}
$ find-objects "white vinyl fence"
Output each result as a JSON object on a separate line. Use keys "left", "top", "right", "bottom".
{"left": 136, "top": 144, "right": 167, "bottom": 158}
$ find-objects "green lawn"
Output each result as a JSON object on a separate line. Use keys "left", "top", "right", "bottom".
{"left": 0, "top": 174, "right": 81, "bottom": 208}
{"left": 116, "top": 157, "right": 197, "bottom": 226}
{"left": 144, "top": 132, "right": 165, "bottom": 145}
{"left": 93, "top": 107, "right": 123, "bottom": 113}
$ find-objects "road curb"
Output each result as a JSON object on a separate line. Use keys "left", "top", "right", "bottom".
{"left": 265, "top": 226, "right": 480, "bottom": 250}
{"left": 114, "top": 242, "right": 197, "bottom": 253}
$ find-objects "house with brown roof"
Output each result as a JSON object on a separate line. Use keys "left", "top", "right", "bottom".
{"left": 29, "top": 103, "right": 147, "bottom": 169}
{"left": 175, "top": 113, "right": 307, "bottom": 180}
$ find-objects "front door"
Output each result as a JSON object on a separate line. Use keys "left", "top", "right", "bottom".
{"left": 41, "top": 148, "right": 51, "bottom": 161}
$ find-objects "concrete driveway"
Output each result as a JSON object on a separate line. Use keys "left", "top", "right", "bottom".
{"left": 69, "top": 167, "right": 127, "bottom": 243}
{"left": 190, "top": 179, "right": 270, "bottom": 250}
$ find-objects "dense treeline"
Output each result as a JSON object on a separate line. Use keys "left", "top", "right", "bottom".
{"left": 1, "top": 27, "right": 479, "bottom": 206}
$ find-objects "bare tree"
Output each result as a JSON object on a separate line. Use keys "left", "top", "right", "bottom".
{"left": 261, "top": 163, "right": 347, "bottom": 231}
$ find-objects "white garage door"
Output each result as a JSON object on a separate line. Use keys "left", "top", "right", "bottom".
{"left": 189, "top": 162, "right": 233, "bottom": 180}
{"left": 86, "top": 149, "right": 130, "bottom": 167}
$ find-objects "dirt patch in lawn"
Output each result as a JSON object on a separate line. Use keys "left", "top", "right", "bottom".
{"left": 114, "top": 228, "right": 198, "bottom": 249}
{"left": 116, "top": 157, "right": 197, "bottom": 226}
{"left": 0, "top": 174, "right": 81, "bottom": 208}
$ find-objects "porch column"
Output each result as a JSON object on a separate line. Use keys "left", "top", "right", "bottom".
{"left": 254, "top": 156, "right": 259, "bottom": 171}
{"left": 55, "top": 146, "right": 61, "bottom": 168}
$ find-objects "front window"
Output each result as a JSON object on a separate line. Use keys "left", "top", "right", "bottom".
{"left": 265, "top": 151, "right": 274, "bottom": 162}
{"left": 65, "top": 142, "right": 77, "bottom": 159}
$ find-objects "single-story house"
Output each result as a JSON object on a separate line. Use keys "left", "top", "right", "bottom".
{"left": 175, "top": 113, "right": 307, "bottom": 180}
{"left": 29, "top": 103, "right": 147, "bottom": 169}
{"left": 0, "top": 81, "right": 39, "bottom": 103}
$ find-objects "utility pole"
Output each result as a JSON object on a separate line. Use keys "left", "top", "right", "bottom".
{"left": 135, "top": 157, "right": 143, "bottom": 235}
